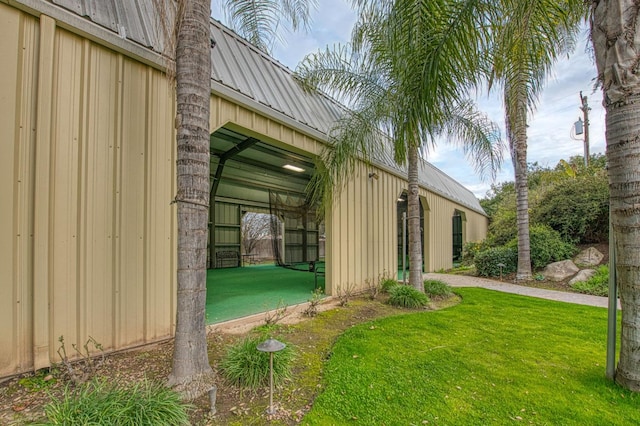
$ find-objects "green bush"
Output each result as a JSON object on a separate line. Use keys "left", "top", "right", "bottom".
{"left": 507, "top": 224, "right": 575, "bottom": 269}
{"left": 461, "top": 241, "right": 490, "bottom": 266}
{"left": 474, "top": 246, "right": 517, "bottom": 277}
{"left": 532, "top": 171, "right": 609, "bottom": 244}
{"left": 388, "top": 285, "right": 429, "bottom": 308}
{"left": 43, "top": 379, "right": 190, "bottom": 425}
{"left": 571, "top": 265, "right": 609, "bottom": 297}
{"left": 380, "top": 278, "right": 399, "bottom": 293}
{"left": 423, "top": 280, "right": 453, "bottom": 298}
{"left": 220, "top": 336, "right": 294, "bottom": 389}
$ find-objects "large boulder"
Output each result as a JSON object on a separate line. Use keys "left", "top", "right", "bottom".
{"left": 542, "top": 260, "right": 579, "bottom": 282}
{"left": 574, "top": 247, "right": 604, "bottom": 267}
{"left": 568, "top": 269, "right": 597, "bottom": 285}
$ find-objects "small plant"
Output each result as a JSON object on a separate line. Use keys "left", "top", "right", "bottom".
{"left": 304, "top": 289, "right": 324, "bottom": 317}
{"left": 220, "top": 336, "right": 295, "bottom": 389}
{"left": 43, "top": 378, "right": 190, "bottom": 425}
{"left": 57, "top": 336, "right": 105, "bottom": 385}
{"left": 336, "top": 282, "right": 355, "bottom": 306}
{"left": 388, "top": 285, "right": 429, "bottom": 308}
{"left": 364, "top": 277, "right": 381, "bottom": 300}
{"left": 423, "top": 280, "right": 453, "bottom": 299}
{"left": 380, "top": 278, "right": 399, "bottom": 293}
{"left": 571, "top": 265, "right": 609, "bottom": 297}
{"left": 474, "top": 246, "right": 518, "bottom": 277}
{"left": 264, "top": 299, "right": 289, "bottom": 325}
{"left": 18, "top": 368, "right": 57, "bottom": 392}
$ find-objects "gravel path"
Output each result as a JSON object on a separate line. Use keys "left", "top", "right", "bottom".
{"left": 423, "top": 273, "right": 620, "bottom": 309}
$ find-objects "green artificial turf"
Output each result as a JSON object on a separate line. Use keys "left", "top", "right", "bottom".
{"left": 303, "top": 287, "right": 638, "bottom": 425}
{"left": 206, "top": 265, "right": 323, "bottom": 323}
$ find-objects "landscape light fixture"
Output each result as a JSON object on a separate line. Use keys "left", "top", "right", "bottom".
{"left": 257, "top": 338, "right": 286, "bottom": 415}
{"left": 283, "top": 164, "right": 304, "bottom": 173}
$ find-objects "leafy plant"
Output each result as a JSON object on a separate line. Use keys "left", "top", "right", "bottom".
{"left": 43, "top": 379, "right": 190, "bottom": 425}
{"left": 506, "top": 224, "right": 576, "bottom": 269}
{"left": 18, "top": 369, "right": 57, "bottom": 392}
{"left": 380, "top": 278, "right": 399, "bottom": 293}
{"left": 571, "top": 265, "right": 609, "bottom": 297}
{"left": 388, "top": 285, "right": 429, "bottom": 308}
{"left": 461, "top": 241, "right": 490, "bottom": 265}
{"left": 220, "top": 336, "right": 295, "bottom": 389}
{"left": 533, "top": 169, "right": 609, "bottom": 243}
{"left": 423, "top": 280, "right": 453, "bottom": 299}
{"left": 474, "top": 246, "right": 517, "bottom": 277}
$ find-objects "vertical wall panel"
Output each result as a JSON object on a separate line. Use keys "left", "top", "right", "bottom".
{"left": 50, "top": 28, "right": 83, "bottom": 351}
{"left": 80, "top": 44, "right": 118, "bottom": 349}
{"left": 0, "top": 4, "right": 38, "bottom": 375}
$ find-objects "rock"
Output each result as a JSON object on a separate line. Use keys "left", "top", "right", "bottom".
{"left": 542, "top": 260, "right": 579, "bottom": 281}
{"left": 574, "top": 247, "right": 604, "bottom": 267}
{"left": 568, "top": 269, "right": 597, "bottom": 285}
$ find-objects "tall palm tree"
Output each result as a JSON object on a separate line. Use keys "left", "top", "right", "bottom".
{"left": 297, "top": 0, "right": 503, "bottom": 290}
{"left": 166, "top": 0, "right": 315, "bottom": 398}
{"left": 489, "top": 1, "right": 583, "bottom": 280}
{"left": 167, "top": 0, "right": 214, "bottom": 399}
{"left": 591, "top": 0, "right": 640, "bottom": 392}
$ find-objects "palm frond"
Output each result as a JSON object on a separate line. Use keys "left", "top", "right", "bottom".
{"left": 222, "top": 0, "right": 316, "bottom": 53}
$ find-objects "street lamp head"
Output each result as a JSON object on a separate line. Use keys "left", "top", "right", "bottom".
{"left": 574, "top": 117, "right": 584, "bottom": 135}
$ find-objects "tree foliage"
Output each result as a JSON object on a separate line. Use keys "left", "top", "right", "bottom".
{"left": 481, "top": 154, "right": 609, "bottom": 246}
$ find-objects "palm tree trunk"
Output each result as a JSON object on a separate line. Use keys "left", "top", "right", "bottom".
{"left": 591, "top": 0, "right": 640, "bottom": 392}
{"left": 607, "top": 95, "right": 640, "bottom": 391}
{"left": 507, "top": 90, "right": 532, "bottom": 281}
{"left": 407, "top": 144, "right": 423, "bottom": 291}
{"left": 168, "top": 0, "right": 214, "bottom": 398}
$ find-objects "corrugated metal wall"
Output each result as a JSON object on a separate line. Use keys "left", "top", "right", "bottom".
{"left": 1, "top": 4, "right": 176, "bottom": 377}
{"left": 1, "top": 2, "right": 487, "bottom": 378}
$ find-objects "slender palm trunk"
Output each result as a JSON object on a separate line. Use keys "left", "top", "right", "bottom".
{"left": 507, "top": 89, "right": 532, "bottom": 281}
{"left": 407, "top": 144, "right": 423, "bottom": 290}
{"left": 607, "top": 95, "right": 640, "bottom": 391}
{"left": 168, "top": 0, "right": 214, "bottom": 398}
{"left": 591, "top": 0, "right": 640, "bottom": 391}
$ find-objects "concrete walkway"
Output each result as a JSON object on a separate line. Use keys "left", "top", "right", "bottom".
{"left": 424, "top": 273, "right": 620, "bottom": 309}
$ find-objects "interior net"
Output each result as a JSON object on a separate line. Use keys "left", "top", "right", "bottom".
{"left": 268, "top": 190, "right": 324, "bottom": 272}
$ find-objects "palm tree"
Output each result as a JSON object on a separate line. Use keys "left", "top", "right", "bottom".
{"left": 297, "top": 0, "right": 503, "bottom": 290}
{"left": 591, "top": 0, "right": 640, "bottom": 392}
{"left": 166, "top": 0, "right": 315, "bottom": 398}
{"left": 167, "top": 0, "right": 214, "bottom": 399}
{"left": 489, "top": 1, "right": 583, "bottom": 281}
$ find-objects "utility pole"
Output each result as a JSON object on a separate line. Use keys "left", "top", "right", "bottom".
{"left": 579, "top": 91, "right": 590, "bottom": 167}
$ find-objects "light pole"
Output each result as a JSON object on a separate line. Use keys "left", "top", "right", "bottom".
{"left": 574, "top": 91, "right": 591, "bottom": 167}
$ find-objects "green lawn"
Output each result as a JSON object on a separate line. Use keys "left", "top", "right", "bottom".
{"left": 303, "top": 288, "right": 638, "bottom": 425}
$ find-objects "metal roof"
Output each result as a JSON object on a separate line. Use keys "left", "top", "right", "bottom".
{"left": 25, "top": 0, "right": 485, "bottom": 214}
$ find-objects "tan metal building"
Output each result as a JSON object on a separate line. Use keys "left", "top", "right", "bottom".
{"left": 1, "top": 0, "right": 488, "bottom": 378}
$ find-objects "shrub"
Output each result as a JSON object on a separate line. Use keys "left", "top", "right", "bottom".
{"left": 532, "top": 171, "right": 609, "bottom": 244}
{"left": 220, "top": 336, "right": 294, "bottom": 389}
{"left": 388, "top": 285, "right": 429, "bottom": 308}
{"left": 474, "top": 246, "right": 517, "bottom": 277}
{"left": 423, "top": 280, "right": 453, "bottom": 298}
{"left": 571, "top": 265, "right": 609, "bottom": 297}
{"left": 44, "top": 379, "right": 190, "bottom": 425}
{"left": 461, "top": 241, "right": 490, "bottom": 266}
{"left": 380, "top": 278, "right": 399, "bottom": 293}
{"left": 507, "top": 224, "right": 575, "bottom": 270}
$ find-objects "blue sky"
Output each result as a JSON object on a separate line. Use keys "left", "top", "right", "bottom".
{"left": 211, "top": 1, "right": 605, "bottom": 199}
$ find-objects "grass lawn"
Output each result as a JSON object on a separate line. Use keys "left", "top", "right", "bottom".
{"left": 303, "top": 288, "right": 639, "bottom": 425}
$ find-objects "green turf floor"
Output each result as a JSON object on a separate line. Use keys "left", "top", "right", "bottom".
{"left": 205, "top": 264, "right": 324, "bottom": 324}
